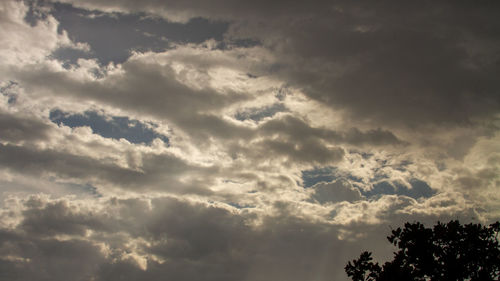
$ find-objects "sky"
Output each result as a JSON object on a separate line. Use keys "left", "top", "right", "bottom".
{"left": 0, "top": 0, "right": 499, "bottom": 280}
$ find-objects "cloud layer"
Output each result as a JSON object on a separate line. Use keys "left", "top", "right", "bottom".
{"left": 0, "top": 1, "right": 499, "bottom": 280}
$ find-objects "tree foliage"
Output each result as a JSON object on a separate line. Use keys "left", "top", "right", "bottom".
{"left": 345, "top": 220, "right": 500, "bottom": 281}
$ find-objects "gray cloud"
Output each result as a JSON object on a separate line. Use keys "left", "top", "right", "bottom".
{"left": 0, "top": 111, "right": 52, "bottom": 143}
{"left": 0, "top": 143, "right": 216, "bottom": 194}
{"left": 259, "top": 138, "right": 345, "bottom": 165}
{"left": 20, "top": 200, "right": 106, "bottom": 236}
{"left": 1, "top": 2, "right": 499, "bottom": 281}
{"left": 59, "top": 0, "right": 500, "bottom": 127}
{"left": 310, "top": 179, "right": 363, "bottom": 204}
{"left": 259, "top": 115, "right": 405, "bottom": 147}
{"left": 0, "top": 232, "right": 106, "bottom": 281}
{"left": 51, "top": 0, "right": 331, "bottom": 22}
{"left": 0, "top": 194, "right": 484, "bottom": 281}
{"left": 12, "top": 52, "right": 252, "bottom": 143}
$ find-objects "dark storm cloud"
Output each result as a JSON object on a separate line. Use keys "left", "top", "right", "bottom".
{"left": 59, "top": 0, "right": 500, "bottom": 127}
{"left": 53, "top": 0, "right": 333, "bottom": 21}
{"left": 262, "top": 1, "right": 500, "bottom": 127}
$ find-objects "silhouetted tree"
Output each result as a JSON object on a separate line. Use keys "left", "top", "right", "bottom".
{"left": 345, "top": 220, "right": 500, "bottom": 281}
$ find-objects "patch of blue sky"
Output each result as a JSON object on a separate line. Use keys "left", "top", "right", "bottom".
{"left": 347, "top": 174, "right": 364, "bottom": 183}
{"left": 369, "top": 172, "right": 390, "bottom": 182}
{"left": 301, "top": 167, "right": 338, "bottom": 188}
{"left": 48, "top": 3, "right": 229, "bottom": 65}
{"left": 227, "top": 202, "right": 256, "bottom": 209}
{"left": 363, "top": 179, "right": 435, "bottom": 199}
{"left": 50, "top": 109, "right": 169, "bottom": 145}
{"left": 63, "top": 182, "right": 102, "bottom": 197}
{"left": 235, "top": 103, "right": 287, "bottom": 122}
{"left": 301, "top": 166, "right": 364, "bottom": 188}
{"left": 301, "top": 165, "right": 435, "bottom": 199}
{"left": 0, "top": 81, "right": 18, "bottom": 104}
{"left": 217, "top": 38, "right": 261, "bottom": 50}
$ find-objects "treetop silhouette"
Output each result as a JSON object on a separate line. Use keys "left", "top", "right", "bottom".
{"left": 345, "top": 220, "right": 500, "bottom": 281}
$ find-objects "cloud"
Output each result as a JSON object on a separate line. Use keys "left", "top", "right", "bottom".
{"left": 1, "top": 1, "right": 499, "bottom": 281}
{"left": 0, "top": 0, "right": 85, "bottom": 67}
{"left": 0, "top": 142, "right": 217, "bottom": 195}
{"left": 8, "top": 49, "right": 254, "bottom": 143}
{"left": 0, "top": 111, "right": 53, "bottom": 143}
{"left": 49, "top": 109, "right": 169, "bottom": 145}
{"left": 310, "top": 179, "right": 363, "bottom": 204}
{"left": 260, "top": 115, "right": 405, "bottom": 147}
{"left": 0, "top": 192, "right": 485, "bottom": 281}
{"left": 50, "top": 3, "right": 229, "bottom": 65}
{"left": 1, "top": 0, "right": 496, "bottom": 210}
{"left": 234, "top": 103, "right": 287, "bottom": 122}
{"left": 0, "top": 233, "right": 106, "bottom": 281}
{"left": 363, "top": 179, "right": 435, "bottom": 199}
{"left": 58, "top": 0, "right": 500, "bottom": 128}
{"left": 50, "top": 0, "right": 331, "bottom": 23}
